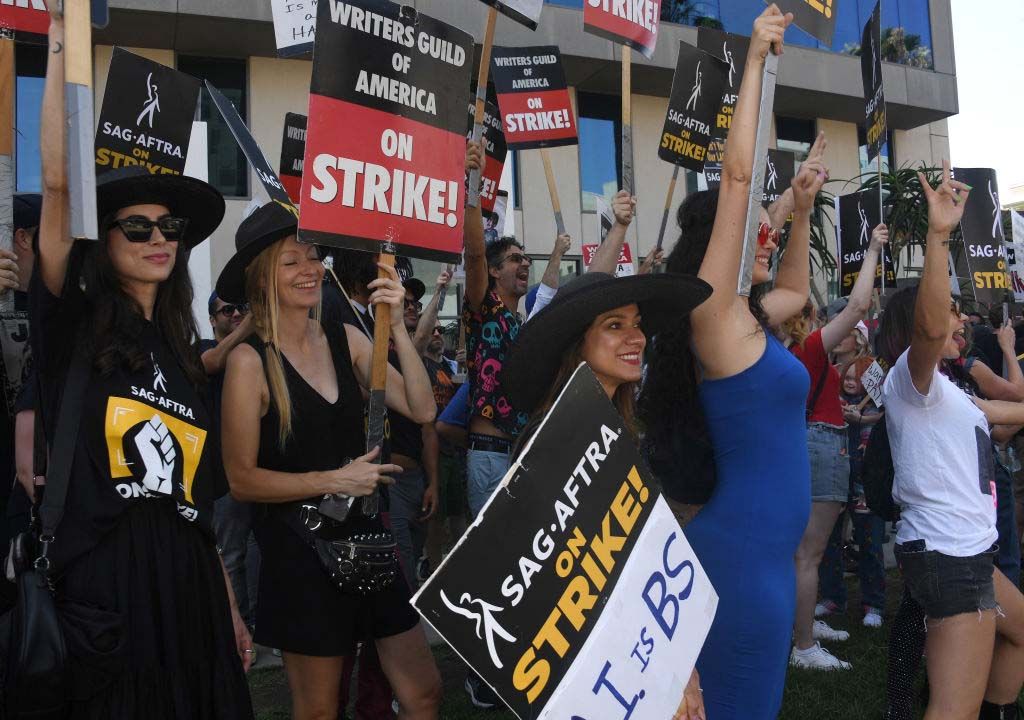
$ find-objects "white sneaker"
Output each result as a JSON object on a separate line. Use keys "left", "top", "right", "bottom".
{"left": 812, "top": 619, "right": 850, "bottom": 642}
{"left": 790, "top": 643, "right": 852, "bottom": 671}
{"left": 863, "top": 609, "right": 883, "bottom": 628}
{"left": 814, "top": 600, "right": 840, "bottom": 617}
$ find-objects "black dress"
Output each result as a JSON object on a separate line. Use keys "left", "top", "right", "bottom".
{"left": 31, "top": 281, "right": 253, "bottom": 719}
{"left": 249, "top": 321, "right": 419, "bottom": 656}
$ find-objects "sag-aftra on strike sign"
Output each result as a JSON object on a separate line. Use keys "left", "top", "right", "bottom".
{"left": 299, "top": 0, "right": 472, "bottom": 263}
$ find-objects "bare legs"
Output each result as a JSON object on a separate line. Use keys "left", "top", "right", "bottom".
{"left": 794, "top": 500, "right": 845, "bottom": 649}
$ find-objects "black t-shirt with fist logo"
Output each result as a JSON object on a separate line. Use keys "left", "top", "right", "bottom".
{"left": 31, "top": 281, "right": 220, "bottom": 573}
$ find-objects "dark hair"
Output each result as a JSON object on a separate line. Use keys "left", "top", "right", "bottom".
{"left": 987, "top": 305, "right": 1004, "bottom": 329}
{"left": 334, "top": 248, "right": 379, "bottom": 295}
{"left": 208, "top": 290, "right": 219, "bottom": 316}
{"left": 637, "top": 188, "right": 769, "bottom": 502}
{"left": 80, "top": 226, "right": 205, "bottom": 387}
{"left": 874, "top": 286, "right": 917, "bottom": 366}
{"left": 485, "top": 237, "right": 525, "bottom": 290}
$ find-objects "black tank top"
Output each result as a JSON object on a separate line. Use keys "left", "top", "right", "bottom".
{"left": 249, "top": 322, "right": 365, "bottom": 503}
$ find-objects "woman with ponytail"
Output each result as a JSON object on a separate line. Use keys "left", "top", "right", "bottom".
{"left": 219, "top": 204, "right": 441, "bottom": 720}
{"left": 638, "top": 6, "right": 829, "bottom": 717}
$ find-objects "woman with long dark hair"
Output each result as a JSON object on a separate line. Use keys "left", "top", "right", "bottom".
{"left": 502, "top": 270, "right": 711, "bottom": 719}
{"left": 638, "top": 6, "right": 828, "bottom": 717}
{"left": 876, "top": 161, "right": 1024, "bottom": 720}
{"left": 32, "top": 10, "right": 253, "bottom": 717}
{"left": 219, "top": 204, "right": 441, "bottom": 720}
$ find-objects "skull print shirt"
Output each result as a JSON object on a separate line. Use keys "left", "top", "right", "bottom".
{"left": 462, "top": 290, "right": 528, "bottom": 438}
{"left": 31, "top": 279, "right": 220, "bottom": 573}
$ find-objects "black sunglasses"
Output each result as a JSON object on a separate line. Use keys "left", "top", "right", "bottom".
{"left": 405, "top": 299, "right": 423, "bottom": 311}
{"left": 111, "top": 215, "right": 189, "bottom": 243}
{"left": 501, "top": 252, "right": 532, "bottom": 267}
{"left": 216, "top": 303, "right": 249, "bottom": 318}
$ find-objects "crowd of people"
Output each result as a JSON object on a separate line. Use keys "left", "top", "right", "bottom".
{"left": 1, "top": 5, "right": 1023, "bottom": 720}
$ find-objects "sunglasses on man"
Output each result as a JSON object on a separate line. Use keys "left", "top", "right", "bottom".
{"left": 111, "top": 215, "right": 190, "bottom": 243}
{"left": 501, "top": 252, "right": 532, "bottom": 267}
{"left": 216, "top": 303, "right": 249, "bottom": 318}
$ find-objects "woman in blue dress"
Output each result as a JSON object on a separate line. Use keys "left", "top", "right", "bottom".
{"left": 639, "top": 6, "right": 829, "bottom": 718}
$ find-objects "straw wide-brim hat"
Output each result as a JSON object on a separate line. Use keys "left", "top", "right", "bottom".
{"left": 215, "top": 201, "right": 299, "bottom": 303}
{"left": 502, "top": 271, "right": 711, "bottom": 415}
{"left": 96, "top": 166, "right": 225, "bottom": 249}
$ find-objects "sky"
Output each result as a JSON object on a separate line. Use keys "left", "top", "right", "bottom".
{"left": 947, "top": 0, "right": 1024, "bottom": 202}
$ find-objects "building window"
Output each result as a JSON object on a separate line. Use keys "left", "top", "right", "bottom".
{"left": 776, "top": 116, "right": 816, "bottom": 164}
{"left": 15, "top": 44, "right": 46, "bottom": 193}
{"left": 177, "top": 56, "right": 249, "bottom": 198}
{"left": 528, "top": 255, "right": 581, "bottom": 288}
{"left": 577, "top": 92, "right": 621, "bottom": 213}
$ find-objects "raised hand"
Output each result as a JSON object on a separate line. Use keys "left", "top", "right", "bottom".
{"left": 465, "top": 140, "right": 484, "bottom": 173}
{"left": 436, "top": 269, "right": 452, "bottom": 290}
{"left": 553, "top": 233, "right": 572, "bottom": 256}
{"left": 368, "top": 262, "right": 408, "bottom": 331}
{"left": 997, "top": 322, "right": 1015, "bottom": 353}
{"left": 0, "top": 249, "right": 20, "bottom": 293}
{"left": 639, "top": 249, "right": 664, "bottom": 275}
{"left": 611, "top": 190, "right": 637, "bottom": 227}
{"left": 870, "top": 224, "right": 889, "bottom": 253}
{"left": 751, "top": 4, "right": 793, "bottom": 60}
{"left": 916, "top": 159, "right": 971, "bottom": 236}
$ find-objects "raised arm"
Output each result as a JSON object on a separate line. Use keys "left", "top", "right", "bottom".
{"left": 973, "top": 397, "right": 1024, "bottom": 428}
{"left": 817, "top": 224, "right": 887, "bottom": 352}
{"left": 463, "top": 141, "right": 488, "bottom": 311}
{"left": 968, "top": 323, "right": 1024, "bottom": 401}
{"left": 39, "top": 9, "right": 71, "bottom": 297}
{"left": 908, "top": 160, "right": 971, "bottom": 394}
{"left": 760, "top": 133, "right": 827, "bottom": 327}
{"left": 588, "top": 190, "right": 634, "bottom": 275}
{"left": 201, "top": 314, "right": 255, "bottom": 375}
{"left": 690, "top": 6, "right": 792, "bottom": 378}
{"left": 412, "top": 270, "right": 452, "bottom": 354}
{"left": 539, "top": 233, "right": 571, "bottom": 290}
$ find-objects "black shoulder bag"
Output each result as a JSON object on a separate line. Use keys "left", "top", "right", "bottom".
{"left": 4, "top": 340, "right": 91, "bottom": 718}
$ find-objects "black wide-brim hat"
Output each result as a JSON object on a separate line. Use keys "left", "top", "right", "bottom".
{"left": 96, "top": 166, "right": 225, "bottom": 249}
{"left": 215, "top": 201, "right": 299, "bottom": 304}
{"left": 502, "top": 271, "right": 712, "bottom": 416}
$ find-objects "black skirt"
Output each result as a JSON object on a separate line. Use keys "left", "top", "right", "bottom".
{"left": 253, "top": 512, "right": 419, "bottom": 657}
{"left": 58, "top": 501, "right": 254, "bottom": 720}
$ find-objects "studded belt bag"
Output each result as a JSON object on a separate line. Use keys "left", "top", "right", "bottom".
{"left": 298, "top": 502, "right": 399, "bottom": 596}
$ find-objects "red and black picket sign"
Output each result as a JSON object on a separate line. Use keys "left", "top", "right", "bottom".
{"left": 299, "top": 0, "right": 472, "bottom": 264}
{"left": 835, "top": 188, "right": 896, "bottom": 297}
{"left": 465, "top": 99, "right": 507, "bottom": 214}
{"left": 583, "top": 0, "right": 661, "bottom": 59}
{"left": 95, "top": 48, "right": 201, "bottom": 178}
{"left": 659, "top": 41, "right": 728, "bottom": 172}
{"left": 477, "top": 0, "right": 544, "bottom": 31}
{"left": 280, "top": 112, "right": 307, "bottom": 204}
{"left": 953, "top": 167, "right": 1010, "bottom": 306}
{"left": 860, "top": 1, "right": 886, "bottom": 163}
{"left": 0, "top": 1, "right": 48, "bottom": 44}
{"left": 490, "top": 45, "right": 577, "bottom": 151}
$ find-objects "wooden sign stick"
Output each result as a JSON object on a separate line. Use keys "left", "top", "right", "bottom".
{"left": 0, "top": 38, "right": 13, "bottom": 315}
{"left": 362, "top": 247, "right": 397, "bottom": 516}
{"left": 467, "top": 6, "right": 498, "bottom": 209}
{"left": 540, "top": 147, "right": 566, "bottom": 236}
{"left": 620, "top": 45, "right": 634, "bottom": 196}
{"left": 655, "top": 165, "right": 680, "bottom": 252}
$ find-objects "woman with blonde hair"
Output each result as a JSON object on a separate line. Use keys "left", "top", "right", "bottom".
{"left": 219, "top": 203, "right": 441, "bottom": 719}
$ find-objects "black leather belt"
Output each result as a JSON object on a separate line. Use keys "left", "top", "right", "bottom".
{"left": 468, "top": 433, "right": 512, "bottom": 454}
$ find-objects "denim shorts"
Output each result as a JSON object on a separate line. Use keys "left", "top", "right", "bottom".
{"left": 895, "top": 541, "right": 999, "bottom": 620}
{"left": 808, "top": 424, "right": 849, "bottom": 503}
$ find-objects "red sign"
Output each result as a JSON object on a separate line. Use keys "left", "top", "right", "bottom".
{"left": 0, "top": 1, "right": 49, "bottom": 37}
{"left": 582, "top": 242, "right": 633, "bottom": 267}
{"left": 491, "top": 46, "right": 578, "bottom": 151}
{"left": 298, "top": 0, "right": 472, "bottom": 263}
{"left": 583, "top": 0, "right": 661, "bottom": 59}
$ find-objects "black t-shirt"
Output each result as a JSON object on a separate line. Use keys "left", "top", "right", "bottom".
{"left": 32, "top": 281, "right": 220, "bottom": 572}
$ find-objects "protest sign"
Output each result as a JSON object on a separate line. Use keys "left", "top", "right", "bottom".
{"left": 478, "top": 0, "right": 543, "bottom": 31}
{"left": 773, "top": 0, "right": 837, "bottom": 46}
{"left": 207, "top": 81, "right": 297, "bottom": 214}
{"left": 413, "top": 365, "right": 717, "bottom": 719}
{"left": 298, "top": 0, "right": 471, "bottom": 263}
{"left": 697, "top": 27, "right": 750, "bottom": 143}
{"left": 280, "top": 112, "right": 307, "bottom": 203}
{"left": 762, "top": 148, "right": 794, "bottom": 206}
{"left": 0, "top": 0, "right": 48, "bottom": 43}
{"left": 95, "top": 48, "right": 201, "bottom": 178}
{"left": 953, "top": 167, "right": 1009, "bottom": 306}
{"left": 466, "top": 99, "right": 508, "bottom": 213}
{"left": 658, "top": 42, "right": 728, "bottom": 172}
{"left": 1010, "top": 211, "right": 1024, "bottom": 302}
{"left": 860, "top": 1, "right": 885, "bottom": 163}
{"left": 583, "top": 0, "right": 661, "bottom": 59}
{"left": 271, "top": 0, "right": 317, "bottom": 57}
{"left": 835, "top": 188, "right": 896, "bottom": 296}
{"left": 491, "top": 46, "right": 577, "bottom": 151}
{"left": 861, "top": 359, "right": 886, "bottom": 407}
{"left": 484, "top": 190, "right": 509, "bottom": 244}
